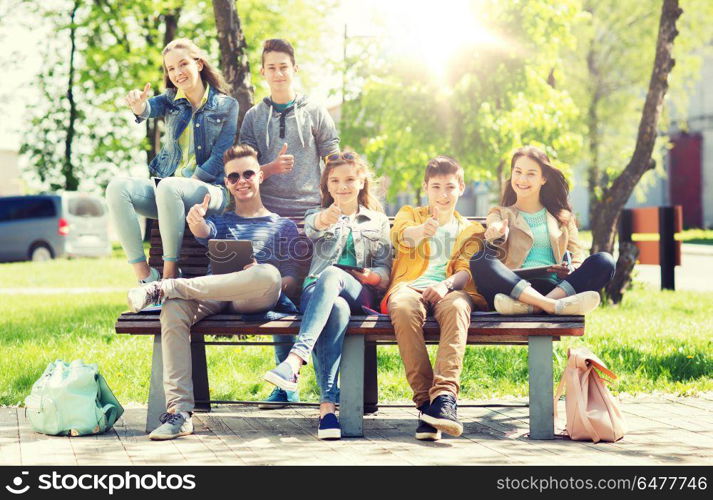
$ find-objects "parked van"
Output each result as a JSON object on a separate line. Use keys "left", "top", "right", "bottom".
{"left": 0, "top": 193, "right": 111, "bottom": 262}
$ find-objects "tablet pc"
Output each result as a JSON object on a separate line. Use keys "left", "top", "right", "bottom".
{"left": 334, "top": 263, "right": 366, "bottom": 273}
{"left": 208, "top": 240, "right": 254, "bottom": 274}
{"left": 513, "top": 265, "right": 553, "bottom": 279}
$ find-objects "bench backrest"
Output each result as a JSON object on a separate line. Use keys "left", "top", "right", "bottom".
{"left": 148, "top": 216, "right": 486, "bottom": 279}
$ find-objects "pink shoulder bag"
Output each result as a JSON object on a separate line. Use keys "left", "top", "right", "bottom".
{"left": 554, "top": 347, "right": 626, "bottom": 443}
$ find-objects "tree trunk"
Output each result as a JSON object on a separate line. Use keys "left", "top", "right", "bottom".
{"left": 590, "top": 0, "right": 682, "bottom": 302}
{"left": 212, "top": 0, "right": 254, "bottom": 131}
{"left": 604, "top": 241, "right": 639, "bottom": 303}
{"left": 63, "top": 0, "right": 80, "bottom": 191}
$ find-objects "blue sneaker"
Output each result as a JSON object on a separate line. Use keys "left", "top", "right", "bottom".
{"left": 258, "top": 387, "right": 300, "bottom": 410}
{"left": 318, "top": 413, "right": 341, "bottom": 440}
{"left": 264, "top": 360, "right": 299, "bottom": 392}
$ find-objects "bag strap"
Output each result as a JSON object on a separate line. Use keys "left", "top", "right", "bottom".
{"left": 101, "top": 403, "right": 119, "bottom": 428}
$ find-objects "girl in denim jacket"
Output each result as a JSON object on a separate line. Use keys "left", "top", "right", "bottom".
{"left": 264, "top": 152, "right": 391, "bottom": 439}
{"left": 106, "top": 38, "right": 238, "bottom": 283}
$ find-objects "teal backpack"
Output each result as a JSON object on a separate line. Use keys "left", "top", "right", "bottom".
{"left": 25, "top": 360, "right": 124, "bottom": 436}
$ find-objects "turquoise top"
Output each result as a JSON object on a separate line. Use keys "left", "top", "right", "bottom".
{"left": 272, "top": 99, "right": 295, "bottom": 112}
{"left": 520, "top": 208, "right": 557, "bottom": 281}
{"left": 304, "top": 230, "right": 356, "bottom": 288}
{"left": 410, "top": 217, "right": 461, "bottom": 289}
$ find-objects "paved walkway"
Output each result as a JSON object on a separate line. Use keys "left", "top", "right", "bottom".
{"left": 2, "top": 394, "right": 712, "bottom": 465}
{"left": 634, "top": 244, "right": 713, "bottom": 292}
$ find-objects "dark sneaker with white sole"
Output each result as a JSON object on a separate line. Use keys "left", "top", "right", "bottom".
{"left": 148, "top": 412, "right": 193, "bottom": 440}
{"left": 415, "top": 403, "right": 441, "bottom": 441}
{"left": 257, "top": 387, "right": 300, "bottom": 409}
{"left": 127, "top": 281, "right": 164, "bottom": 313}
{"left": 264, "top": 360, "right": 299, "bottom": 392}
{"left": 420, "top": 394, "right": 463, "bottom": 437}
{"left": 318, "top": 413, "right": 341, "bottom": 440}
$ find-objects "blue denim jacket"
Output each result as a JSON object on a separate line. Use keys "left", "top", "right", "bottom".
{"left": 304, "top": 206, "right": 392, "bottom": 290}
{"left": 135, "top": 87, "right": 239, "bottom": 184}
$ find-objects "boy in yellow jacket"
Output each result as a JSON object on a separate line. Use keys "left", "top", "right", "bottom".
{"left": 381, "top": 156, "right": 487, "bottom": 441}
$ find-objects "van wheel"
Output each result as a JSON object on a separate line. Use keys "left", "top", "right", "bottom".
{"left": 29, "top": 244, "right": 53, "bottom": 262}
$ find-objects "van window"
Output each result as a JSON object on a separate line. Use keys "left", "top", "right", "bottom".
{"left": 68, "top": 197, "right": 104, "bottom": 217}
{"left": 0, "top": 197, "right": 56, "bottom": 222}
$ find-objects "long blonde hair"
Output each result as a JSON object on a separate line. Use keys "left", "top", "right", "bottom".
{"left": 162, "top": 38, "right": 231, "bottom": 95}
{"left": 320, "top": 154, "right": 383, "bottom": 212}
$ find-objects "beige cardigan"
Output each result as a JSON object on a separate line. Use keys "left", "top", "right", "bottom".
{"left": 485, "top": 205, "right": 585, "bottom": 270}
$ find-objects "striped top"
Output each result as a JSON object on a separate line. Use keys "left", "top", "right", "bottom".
{"left": 195, "top": 211, "right": 306, "bottom": 279}
{"left": 520, "top": 208, "right": 557, "bottom": 270}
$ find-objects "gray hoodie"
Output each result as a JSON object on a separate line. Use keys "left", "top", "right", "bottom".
{"left": 239, "top": 94, "right": 340, "bottom": 217}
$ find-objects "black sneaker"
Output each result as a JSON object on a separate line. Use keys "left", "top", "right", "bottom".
{"left": 415, "top": 403, "right": 441, "bottom": 441}
{"left": 420, "top": 394, "right": 463, "bottom": 437}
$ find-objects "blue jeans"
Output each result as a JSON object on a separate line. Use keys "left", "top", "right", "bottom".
{"left": 293, "top": 266, "right": 375, "bottom": 403}
{"left": 106, "top": 177, "right": 226, "bottom": 264}
{"left": 470, "top": 245, "right": 616, "bottom": 309}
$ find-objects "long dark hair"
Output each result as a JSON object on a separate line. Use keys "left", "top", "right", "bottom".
{"left": 162, "top": 38, "right": 232, "bottom": 95}
{"left": 319, "top": 153, "right": 383, "bottom": 212}
{"left": 502, "top": 146, "right": 573, "bottom": 225}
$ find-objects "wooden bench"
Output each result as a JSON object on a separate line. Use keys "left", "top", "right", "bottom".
{"left": 115, "top": 218, "right": 585, "bottom": 439}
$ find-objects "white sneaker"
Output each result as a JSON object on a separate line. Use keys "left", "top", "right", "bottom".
{"left": 127, "top": 281, "right": 164, "bottom": 313}
{"left": 149, "top": 412, "right": 193, "bottom": 441}
{"left": 555, "top": 291, "right": 601, "bottom": 315}
{"left": 494, "top": 293, "right": 535, "bottom": 315}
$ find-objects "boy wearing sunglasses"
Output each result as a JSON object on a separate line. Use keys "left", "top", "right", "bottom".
{"left": 125, "top": 144, "right": 305, "bottom": 441}
{"left": 239, "top": 38, "right": 340, "bottom": 408}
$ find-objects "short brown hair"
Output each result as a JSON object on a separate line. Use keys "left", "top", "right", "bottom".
{"left": 424, "top": 155, "right": 464, "bottom": 185}
{"left": 261, "top": 38, "right": 296, "bottom": 66}
{"left": 223, "top": 144, "right": 258, "bottom": 167}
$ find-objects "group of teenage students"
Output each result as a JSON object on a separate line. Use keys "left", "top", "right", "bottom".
{"left": 110, "top": 37, "right": 616, "bottom": 443}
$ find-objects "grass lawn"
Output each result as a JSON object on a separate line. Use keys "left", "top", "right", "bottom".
{"left": 1, "top": 257, "right": 712, "bottom": 406}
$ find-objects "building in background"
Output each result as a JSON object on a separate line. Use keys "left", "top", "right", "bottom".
{"left": 0, "top": 149, "right": 22, "bottom": 196}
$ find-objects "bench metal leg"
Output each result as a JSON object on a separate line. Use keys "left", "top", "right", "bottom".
{"left": 528, "top": 335, "right": 554, "bottom": 439}
{"left": 364, "top": 341, "right": 378, "bottom": 415}
{"left": 340, "top": 336, "right": 365, "bottom": 437}
{"left": 191, "top": 334, "right": 211, "bottom": 412}
{"left": 146, "top": 334, "right": 166, "bottom": 433}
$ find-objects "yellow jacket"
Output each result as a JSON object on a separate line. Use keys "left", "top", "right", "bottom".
{"left": 380, "top": 205, "right": 488, "bottom": 313}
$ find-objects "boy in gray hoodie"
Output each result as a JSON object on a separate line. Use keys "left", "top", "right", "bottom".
{"left": 239, "top": 38, "right": 340, "bottom": 408}
{"left": 239, "top": 39, "right": 340, "bottom": 218}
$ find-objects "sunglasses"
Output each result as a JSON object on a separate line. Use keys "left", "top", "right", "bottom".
{"left": 225, "top": 170, "right": 257, "bottom": 184}
{"left": 324, "top": 152, "right": 360, "bottom": 165}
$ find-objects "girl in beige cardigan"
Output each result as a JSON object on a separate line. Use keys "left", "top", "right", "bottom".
{"left": 470, "top": 146, "right": 615, "bottom": 315}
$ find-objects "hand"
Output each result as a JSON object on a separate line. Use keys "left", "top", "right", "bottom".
{"left": 268, "top": 143, "right": 294, "bottom": 176}
{"left": 320, "top": 199, "right": 342, "bottom": 227}
{"left": 422, "top": 282, "right": 449, "bottom": 305}
{"left": 125, "top": 82, "right": 151, "bottom": 115}
{"left": 348, "top": 268, "right": 381, "bottom": 286}
{"left": 187, "top": 194, "right": 210, "bottom": 225}
{"left": 422, "top": 206, "right": 440, "bottom": 238}
{"left": 546, "top": 263, "right": 571, "bottom": 278}
{"left": 485, "top": 219, "right": 509, "bottom": 241}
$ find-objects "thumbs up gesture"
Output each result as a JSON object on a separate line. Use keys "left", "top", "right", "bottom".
{"left": 485, "top": 218, "right": 509, "bottom": 241}
{"left": 320, "top": 198, "right": 342, "bottom": 228}
{"left": 422, "top": 205, "right": 440, "bottom": 238}
{"left": 126, "top": 82, "right": 152, "bottom": 115}
{"left": 270, "top": 143, "right": 295, "bottom": 176}
{"left": 187, "top": 194, "right": 211, "bottom": 225}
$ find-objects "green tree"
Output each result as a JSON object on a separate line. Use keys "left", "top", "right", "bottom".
{"left": 339, "top": 0, "right": 583, "bottom": 202}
